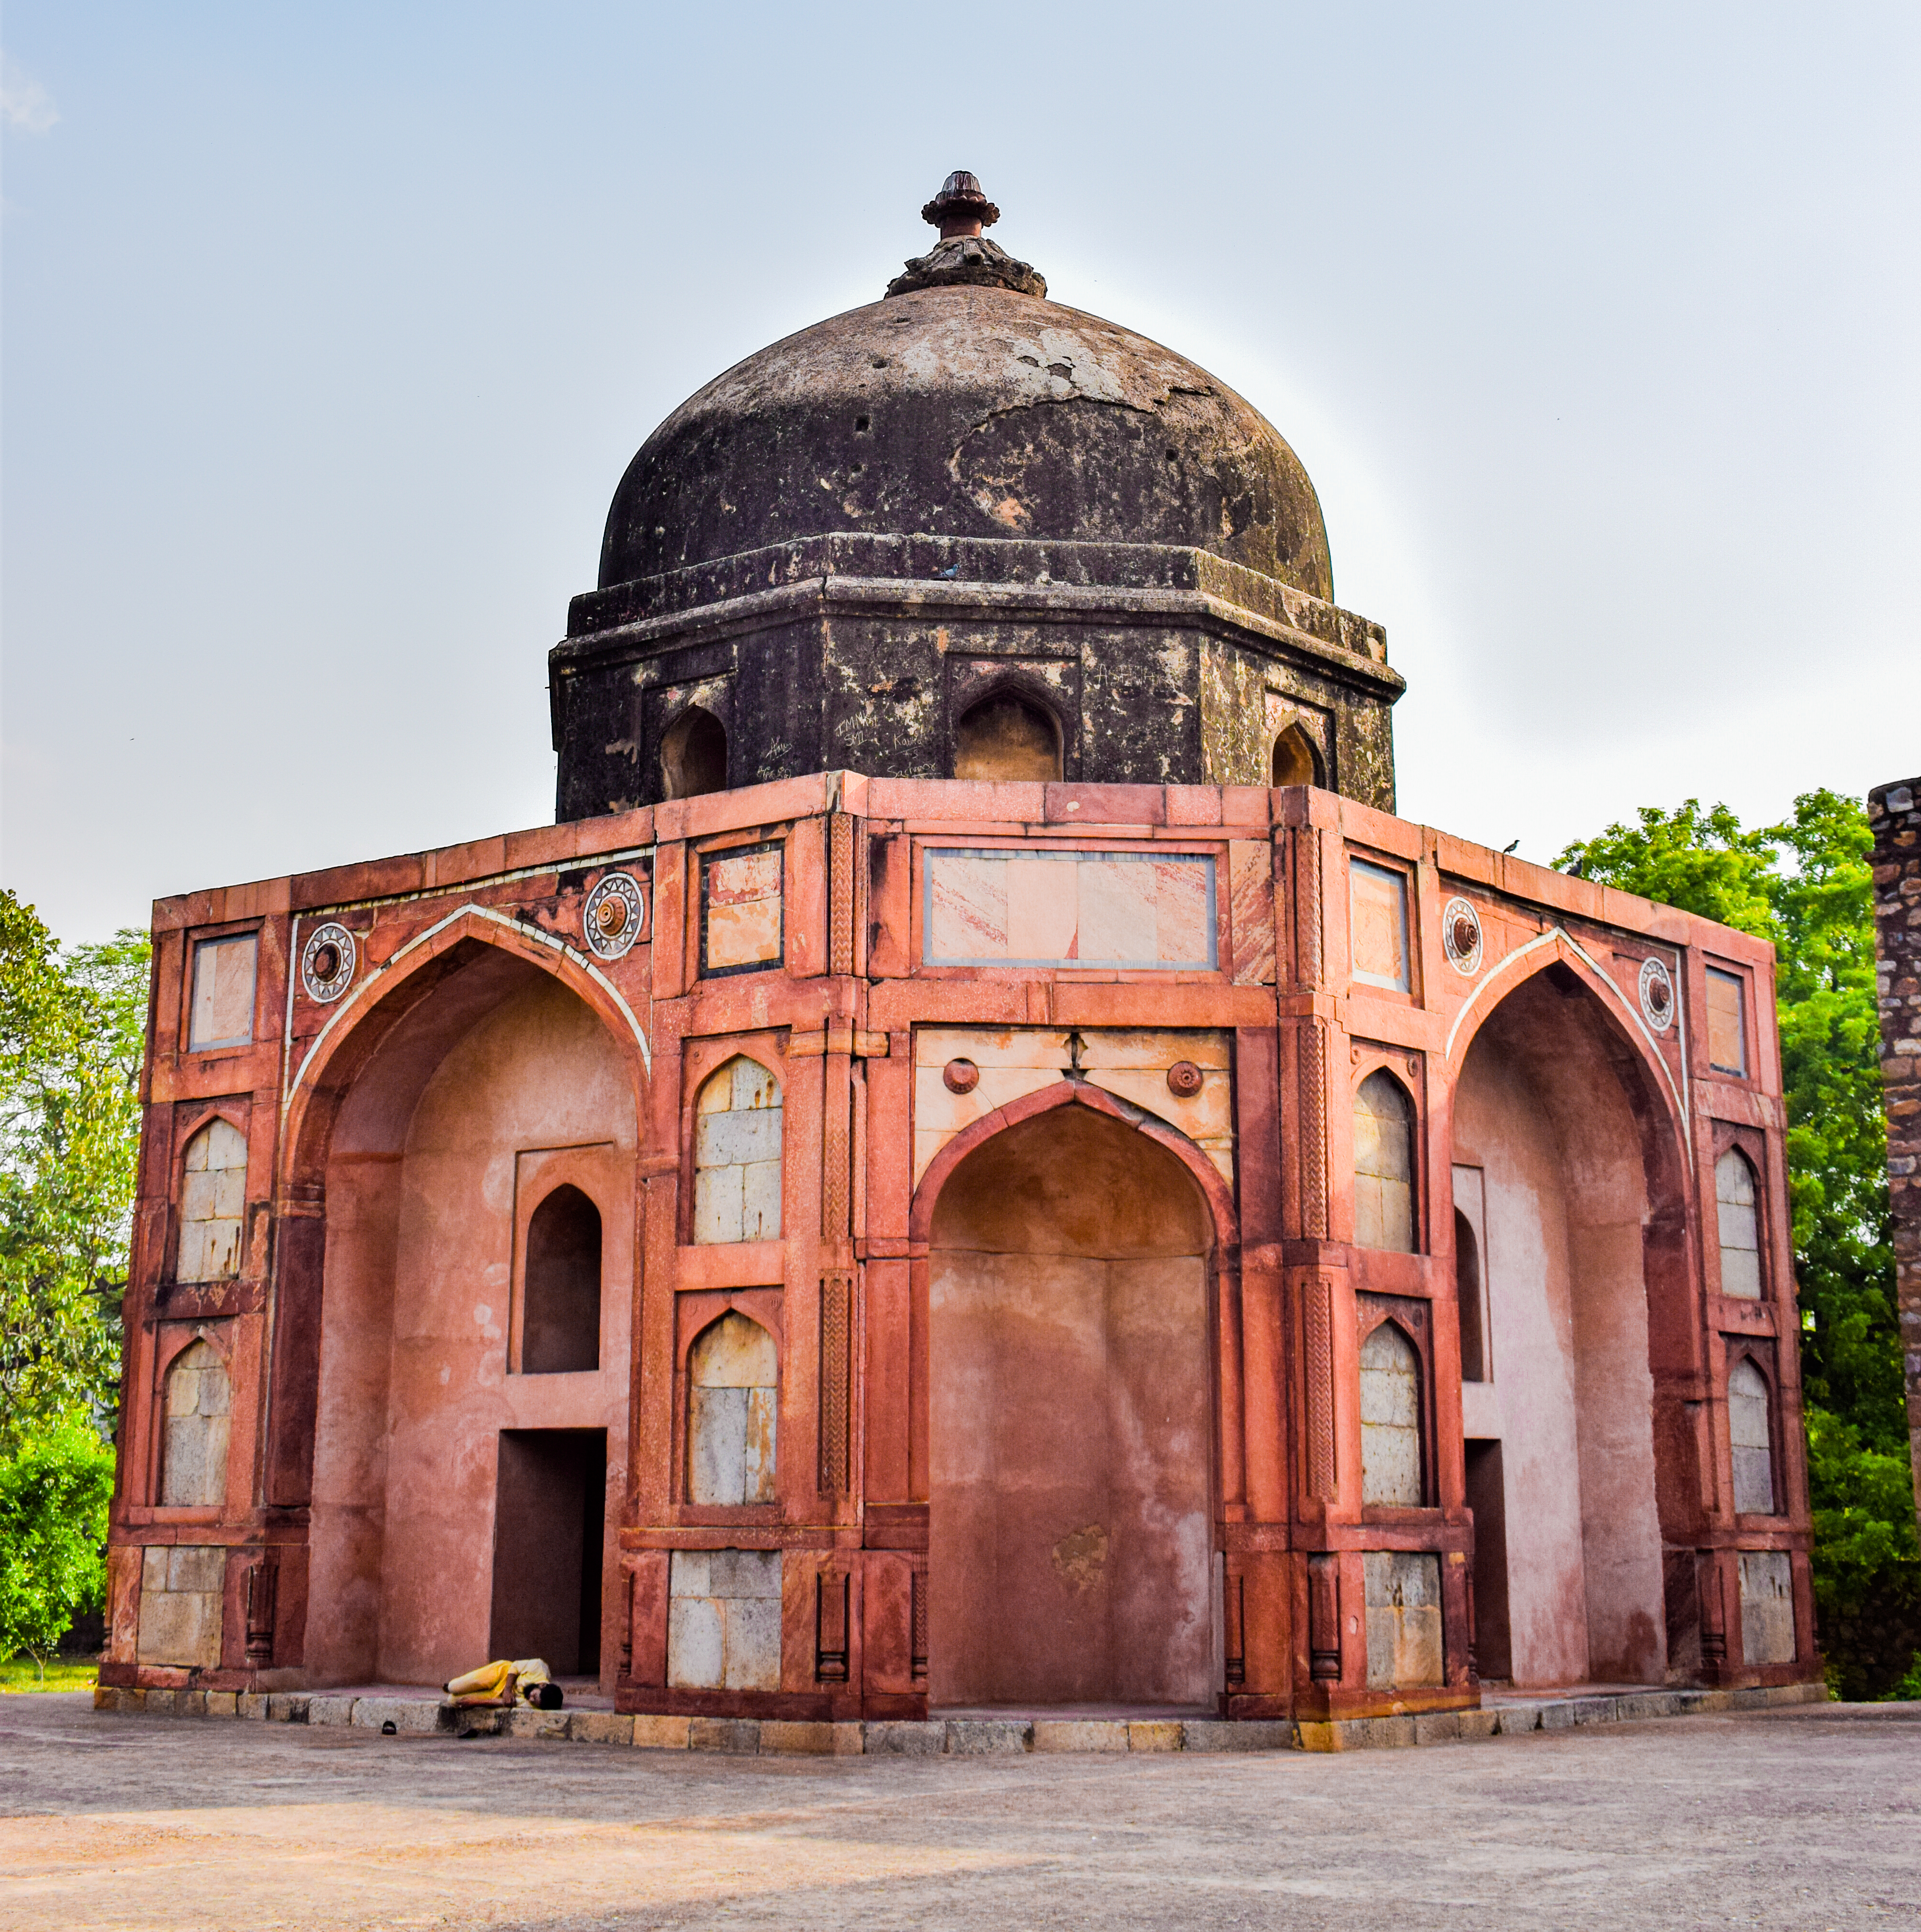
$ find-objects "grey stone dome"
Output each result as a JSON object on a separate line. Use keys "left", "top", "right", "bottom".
{"left": 598, "top": 283, "right": 1335, "bottom": 601}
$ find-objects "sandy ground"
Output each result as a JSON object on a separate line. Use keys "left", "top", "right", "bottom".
{"left": 0, "top": 1695, "right": 1916, "bottom": 1930}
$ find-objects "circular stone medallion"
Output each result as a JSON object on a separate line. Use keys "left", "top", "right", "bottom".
{"left": 1638, "top": 956, "right": 1676, "bottom": 1032}
{"left": 1441, "top": 897, "right": 1483, "bottom": 976}
{"left": 943, "top": 1058, "right": 980, "bottom": 1095}
{"left": 583, "top": 872, "right": 646, "bottom": 960}
{"left": 301, "top": 922, "right": 356, "bottom": 1004}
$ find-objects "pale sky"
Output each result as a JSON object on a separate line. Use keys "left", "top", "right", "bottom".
{"left": 4, "top": 3, "right": 1916, "bottom": 944}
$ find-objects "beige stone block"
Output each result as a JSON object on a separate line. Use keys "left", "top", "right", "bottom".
{"left": 688, "top": 1717, "right": 760, "bottom": 1754}
{"left": 631, "top": 1714, "right": 692, "bottom": 1750}
{"left": 505, "top": 1706, "right": 569, "bottom": 1740}
{"left": 1412, "top": 1711, "right": 1460, "bottom": 1744}
{"left": 306, "top": 1695, "right": 357, "bottom": 1727}
{"left": 137, "top": 1585, "right": 221, "bottom": 1670}
{"left": 1179, "top": 1720, "right": 1295, "bottom": 1752}
{"left": 144, "top": 1689, "right": 179, "bottom": 1717}
{"left": 1032, "top": 1720, "right": 1129, "bottom": 1753}
{"left": 168, "top": 1545, "right": 226, "bottom": 1593}
{"left": 204, "top": 1691, "right": 239, "bottom": 1719}
{"left": 759, "top": 1720, "right": 836, "bottom": 1755}
{"left": 1739, "top": 1550, "right": 1797, "bottom": 1665}
{"left": 1294, "top": 1720, "right": 1341, "bottom": 1753}
{"left": 237, "top": 1693, "right": 269, "bottom": 1721}
{"left": 1127, "top": 1720, "right": 1184, "bottom": 1752}
{"left": 177, "top": 1691, "right": 207, "bottom": 1719}
{"left": 1456, "top": 1708, "right": 1500, "bottom": 1739}
{"left": 566, "top": 1712, "right": 634, "bottom": 1746}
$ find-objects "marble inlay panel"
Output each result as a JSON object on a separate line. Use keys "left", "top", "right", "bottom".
{"left": 703, "top": 844, "right": 784, "bottom": 975}
{"left": 923, "top": 850, "right": 1216, "bottom": 970}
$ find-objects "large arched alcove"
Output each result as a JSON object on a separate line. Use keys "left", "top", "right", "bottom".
{"left": 926, "top": 1101, "right": 1216, "bottom": 1709}
{"left": 300, "top": 940, "right": 636, "bottom": 1689}
{"left": 1451, "top": 961, "right": 1680, "bottom": 1687}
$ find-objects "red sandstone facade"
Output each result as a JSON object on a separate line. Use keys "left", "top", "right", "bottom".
{"left": 103, "top": 770, "right": 1821, "bottom": 1720}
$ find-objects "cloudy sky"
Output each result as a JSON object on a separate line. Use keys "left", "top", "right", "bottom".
{"left": 3, "top": 3, "right": 1916, "bottom": 943}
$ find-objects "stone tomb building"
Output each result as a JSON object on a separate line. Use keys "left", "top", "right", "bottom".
{"left": 103, "top": 179, "right": 1818, "bottom": 1723}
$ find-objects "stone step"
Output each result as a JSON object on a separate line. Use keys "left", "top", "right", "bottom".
{"left": 93, "top": 1679, "right": 1832, "bottom": 1753}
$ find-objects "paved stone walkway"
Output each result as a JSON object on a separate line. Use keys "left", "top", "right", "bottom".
{"left": 1, "top": 1694, "right": 1916, "bottom": 1928}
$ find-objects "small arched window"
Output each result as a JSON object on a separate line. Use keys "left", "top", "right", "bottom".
{"left": 1716, "top": 1149, "right": 1762, "bottom": 1299}
{"left": 1271, "top": 722, "right": 1321, "bottom": 788}
{"left": 1360, "top": 1321, "right": 1423, "bottom": 1506}
{"left": 1728, "top": 1358, "right": 1776, "bottom": 1515}
{"left": 161, "top": 1338, "right": 231, "bottom": 1507}
{"left": 177, "top": 1117, "right": 248, "bottom": 1283}
{"left": 660, "top": 706, "right": 728, "bottom": 800}
{"left": 1455, "top": 1208, "right": 1486, "bottom": 1382}
{"left": 688, "top": 1311, "right": 778, "bottom": 1504}
{"left": 521, "top": 1185, "right": 601, "bottom": 1373}
{"left": 954, "top": 691, "right": 1062, "bottom": 783}
{"left": 1353, "top": 1071, "right": 1416, "bottom": 1253}
{"left": 693, "top": 1057, "right": 782, "bottom": 1244}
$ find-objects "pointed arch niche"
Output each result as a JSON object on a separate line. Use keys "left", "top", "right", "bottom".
{"left": 298, "top": 937, "right": 637, "bottom": 1690}
{"left": 1449, "top": 960, "right": 1684, "bottom": 1687}
{"left": 924, "top": 1100, "right": 1217, "bottom": 1709}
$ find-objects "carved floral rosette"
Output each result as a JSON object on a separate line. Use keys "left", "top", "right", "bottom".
{"left": 1638, "top": 955, "right": 1676, "bottom": 1032}
{"left": 301, "top": 922, "right": 356, "bottom": 1003}
{"left": 584, "top": 871, "right": 646, "bottom": 961}
{"left": 1441, "top": 896, "right": 1483, "bottom": 976}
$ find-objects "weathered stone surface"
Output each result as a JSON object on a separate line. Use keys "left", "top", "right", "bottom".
{"left": 1182, "top": 1720, "right": 1295, "bottom": 1753}
{"left": 351, "top": 1697, "right": 450, "bottom": 1735}
{"left": 505, "top": 1706, "right": 570, "bottom": 1740}
{"left": 265, "top": 1693, "right": 310, "bottom": 1724}
{"left": 863, "top": 1721, "right": 943, "bottom": 1757}
{"left": 567, "top": 1711, "right": 634, "bottom": 1747}
{"left": 945, "top": 1720, "right": 1032, "bottom": 1755}
{"left": 688, "top": 1717, "right": 761, "bottom": 1755}
{"left": 758, "top": 1721, "right": 839, "bottom": 1756}
{"left": 306, "top": 1696, "right": 356, "bottom": 1727}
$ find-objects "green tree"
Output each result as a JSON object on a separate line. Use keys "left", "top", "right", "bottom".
{"left": 0, "top": 1415, "right": 117, "bottom": 1678}
{"left": 0, "top": 892, "right": 150, "bottom": 1452}
{"left": 1561, "top": 792, "right": 1915, "bottom": 1698}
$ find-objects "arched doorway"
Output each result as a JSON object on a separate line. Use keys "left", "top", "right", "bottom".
{"left": 298, "top": 940, "right": 636, "bottom": 1689}
{"left": 1451, "top": 962, "right": 1679, "bottom": 1686}
{"left": 927, "top": 1101, "right": 1216, "bottom": 1708}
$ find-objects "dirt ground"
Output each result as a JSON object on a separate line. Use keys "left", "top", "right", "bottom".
{"left": 0, "top": 1695, "right": 1916, "bottom": 1930}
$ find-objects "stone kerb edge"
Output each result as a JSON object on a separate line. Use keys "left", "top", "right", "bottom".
{"left": 93, "top": 1680, "right": 1832, "bottom": 1753}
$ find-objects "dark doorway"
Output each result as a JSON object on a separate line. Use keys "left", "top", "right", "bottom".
{"left": 660, "top": 707, "right": 728, "bottom": 799}
{"left": 521, "top": 1185, "right": 601, "bottom": 1373}
{"left": 1464, "top": 1439, "right": 1511, "bottom": 1681}
{"left": 490, "top": 1430, "right": 606, "bottom": 1675}
{"left": 1455, "top": 1208, "right": 1485, "bottom": 1382}
{"left": 953, "top": 691, "right": 1061, "bottom": 783}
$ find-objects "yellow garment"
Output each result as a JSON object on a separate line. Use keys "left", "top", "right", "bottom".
{"left": 444, "top": 1657, "right": 553, "bottom": 1706}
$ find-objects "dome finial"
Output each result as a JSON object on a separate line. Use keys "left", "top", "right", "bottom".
{"left": 888, "top": 171, "right": 1044, "bottom": 300}
{"left": 922, "top": 170, "right": 1000, "bottom": 239}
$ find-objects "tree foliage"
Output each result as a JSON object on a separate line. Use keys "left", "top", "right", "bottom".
{"left": 1560, "top": 792, "right": 1915, "bottom": 1697}
{"left": 0, "top": 1416, "right": 117, "bottom": 1677}
{"left": 0, "top": 891, "right": 149, "bottom": 1454}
